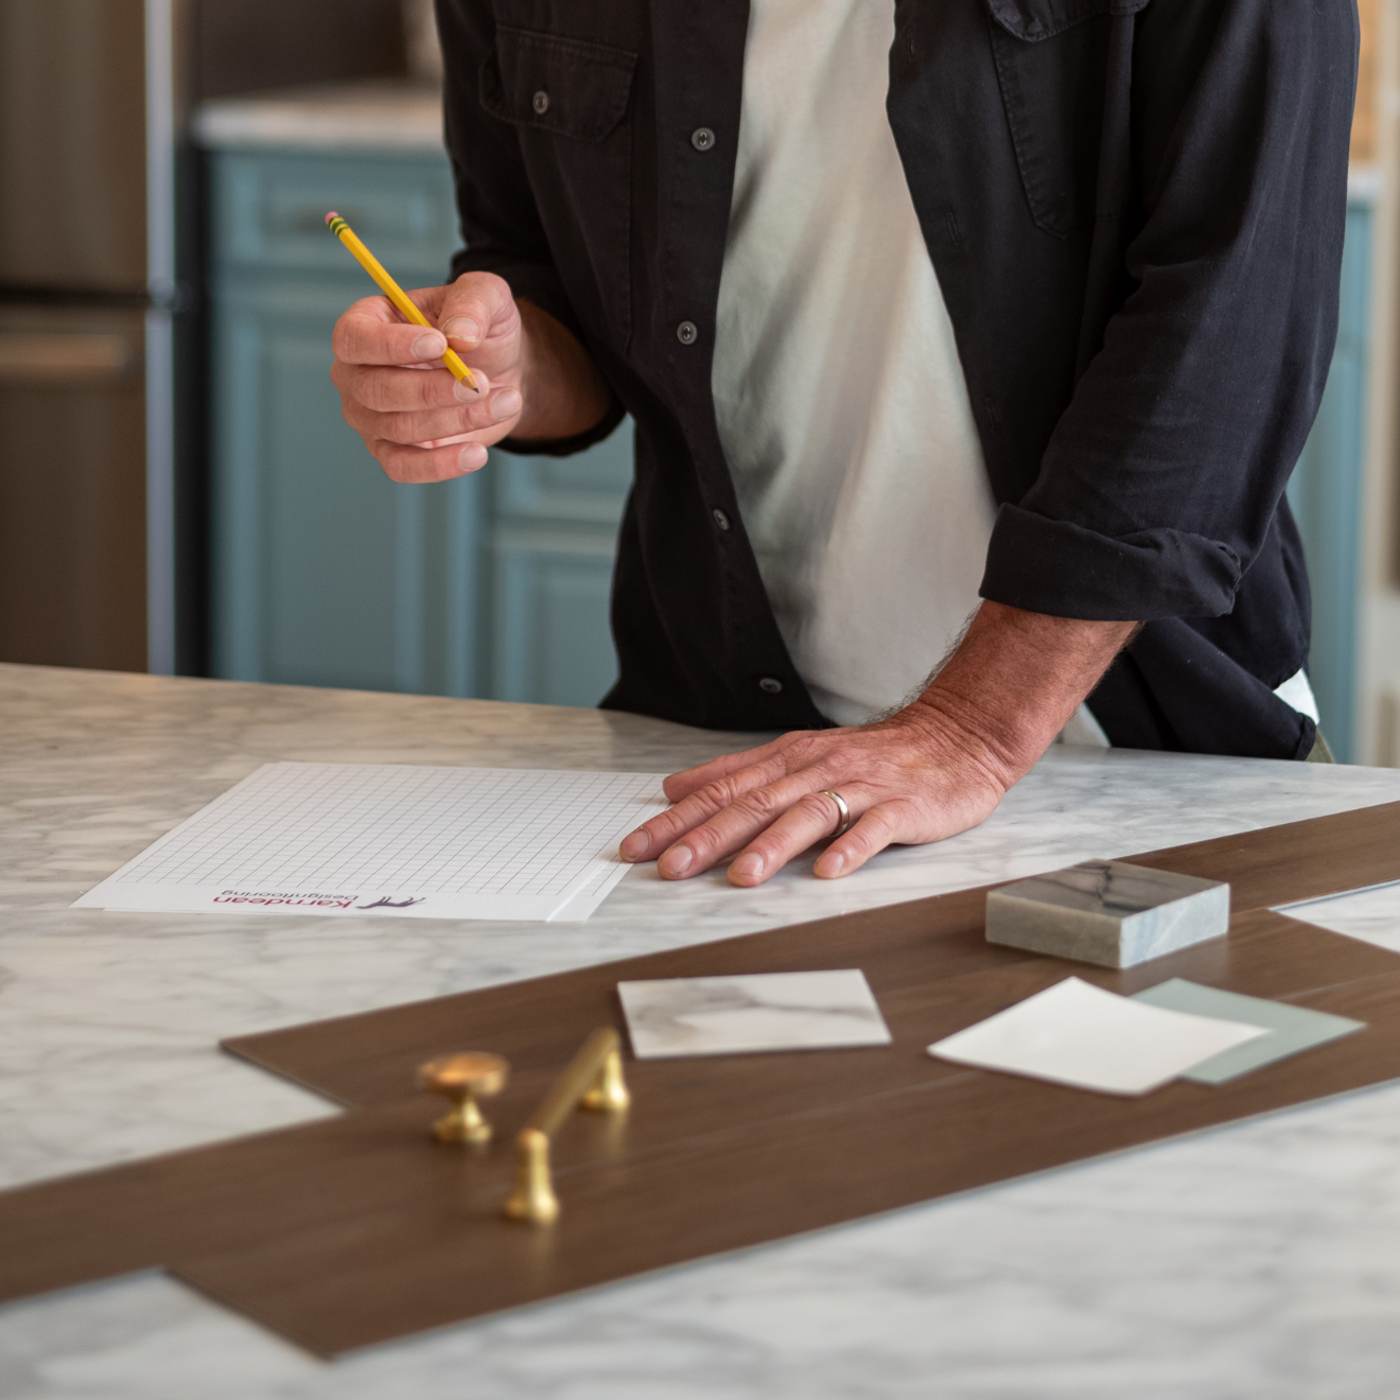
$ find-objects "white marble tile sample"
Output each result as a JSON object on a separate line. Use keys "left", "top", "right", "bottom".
{"left": 986, "top": 859, "right": 1230, "bottom": 967}
{"left": 928, "top": 976, "right": 1267, "bottom": 1095}
{"left": 618, "top": 970, "right": 891, "bottom": 1059}
{"left": 1131, "top": 978, "right": 1367, "bottom": 1084}
{"left": 1276, "top": 878, "right": 1400, "bottom": 953}
{"left": 73, "top": 762, "right": 668, "bottom": 922}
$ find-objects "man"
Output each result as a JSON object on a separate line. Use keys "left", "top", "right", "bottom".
{"left": 332, "top": 0, "right": 1356, "bottom": 888}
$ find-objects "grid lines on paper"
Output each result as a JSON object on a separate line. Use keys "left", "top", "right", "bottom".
{"left": 108, "top": 765, "right": 666, "bottom": 898}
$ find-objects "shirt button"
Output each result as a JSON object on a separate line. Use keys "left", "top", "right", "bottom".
{"left": 532, "top": 90, "right": 550, "bottom": 115}
{"left": 758, "top": 677, "right": 783, "bottom": 695}
{"left": 691, "top": 126, "right": 715, "bottom": 151}
{"left": 712, "top": 507, "right": 731, "bottom": 531}
{"left": 676, "top": 320, "right": 698, "bottom": 345}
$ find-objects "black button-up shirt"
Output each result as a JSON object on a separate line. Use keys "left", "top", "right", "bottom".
{"left": 439, "top": 0, "right": 1356, "bottom": 759}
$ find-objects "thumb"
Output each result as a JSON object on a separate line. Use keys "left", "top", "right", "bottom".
{"left": 438, "top": 272, "right": 520, "bottom": 354}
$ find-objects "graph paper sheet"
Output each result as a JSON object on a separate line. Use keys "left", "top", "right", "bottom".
{"left": 73, "top": 763, "right": 670, "bottom": 923}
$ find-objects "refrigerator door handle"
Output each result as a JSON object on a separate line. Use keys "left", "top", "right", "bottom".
{"left": 0, "top": 331, "right": 136, "bottom": 383}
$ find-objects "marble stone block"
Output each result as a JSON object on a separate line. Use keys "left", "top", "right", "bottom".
{"left": 985, "top": 861, "right": 1230, "bottom": 968}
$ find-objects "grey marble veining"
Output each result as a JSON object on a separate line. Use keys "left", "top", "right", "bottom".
{"left": 5, "top": 662, "right": 1400, "bottom": 1398}
{"left": 619, "top": 969, "right": 891, "bottom": 1058}
{"left": 987, "top": 861, "right": 1230, "bottom": 968}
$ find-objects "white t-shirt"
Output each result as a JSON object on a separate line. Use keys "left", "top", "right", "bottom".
{"left": 711, "top": 0, "right": 1320, "bottom": 743}
{"left": 712, "top": 0, "right": 995, "bottom": 728}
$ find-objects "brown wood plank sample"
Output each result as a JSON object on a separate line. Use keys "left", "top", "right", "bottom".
{"left": 224, "top": 800, "right": 1400, "bottom": 1108}
{"left": 185, "top": 961, "right": 1400, "bottom": 1356}
{"left": 2, "top": 802, "right": 1399, "bottom": 1356}
{"left": 1124, "top": 799, "right": 1400, "bottom": 912}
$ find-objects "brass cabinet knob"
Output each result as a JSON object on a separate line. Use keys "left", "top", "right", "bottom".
{"left": 417, "top": 1052, "right": 509, "bottom": 1145}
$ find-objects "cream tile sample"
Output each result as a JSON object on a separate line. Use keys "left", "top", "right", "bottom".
{"left": 619, "top": 969, "right": 891, "bottom": 1059}
{"left": 928, "top": 977, "right": 1268, "bottom": 1095}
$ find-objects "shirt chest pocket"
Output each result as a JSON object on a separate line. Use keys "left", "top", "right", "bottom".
{"left": 480, "top": 25, "right": 637, "bottom": 348}
{"left": 985, "top": 0, "right": 1148, "bottom": 238}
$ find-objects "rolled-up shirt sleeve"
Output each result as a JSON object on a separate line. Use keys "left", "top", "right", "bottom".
{"left": 980, "top": 0, "right": 1357, "bottom": 621}
{"left": 436, "top": 0, "right": 625, "bottom": 455}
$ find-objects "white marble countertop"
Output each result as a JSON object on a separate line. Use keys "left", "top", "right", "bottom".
{"left": 192, "top": 80, "right": 446, "bottom": 152}
{"left": 5, "top": 662, "right": 1400, "bottom": 1399}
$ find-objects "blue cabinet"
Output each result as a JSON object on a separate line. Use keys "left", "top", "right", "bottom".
{"left": 207, "top": 146, "right": 628, "bottom": 707}
{"left": 488, "top": 436, "right": 629, "bottom": 706}
{"left": 1287, "top": 195, "right": 1374, "bottom": 761}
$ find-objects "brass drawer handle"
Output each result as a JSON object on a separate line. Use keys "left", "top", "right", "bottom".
{"left": 0, "top": 332, "right": 134, "bottom": 382}
{"left": 504, "top": 1026, "right": 631, "bottom": 1225}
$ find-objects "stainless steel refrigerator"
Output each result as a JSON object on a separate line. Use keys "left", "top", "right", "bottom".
{"left": 0, "top": 0, "right": 162, "bottom": 672}
{"left": 0, "top": 0, "right": 411, "bottom": 675}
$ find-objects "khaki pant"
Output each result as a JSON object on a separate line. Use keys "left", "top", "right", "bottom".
{"left": 1307, "top": 731, "right": 1337, "bottom": 763}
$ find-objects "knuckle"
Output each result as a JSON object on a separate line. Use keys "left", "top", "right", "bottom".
{"left": 703, "top": 776, "right": 745, "bottom": 811}
{"left": 684, "top": 824, "right": 725, "bottom": 860}
{"left": 374, "top": 443, "right": 416, "bottom": 483}
{"left": 384, "top": 409, "right": 437, "bottom": 443}
{"left": 738, "top": 784, "right": 786, "bottom": 820}
{"left": 357, "top": 373, "right": 396, "bottom": 413}
{"left": 339, "top": 399, "right": 367, "bottom": 435}
{"left": 848, "top": 806, "right": 898, "bottom": 846}
{"left": 412, "top": 371, "right": 450, "bottom": 409}
{"left": 783, "top": 733, "right": 828, "bottom": 767}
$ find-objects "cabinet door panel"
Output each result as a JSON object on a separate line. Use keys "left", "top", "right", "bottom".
{"left": 211, "top": 278, "right": 480, "bottom": 694}
{"left": 491, "top": 527, "right": 619, "bottom": 707}
{"left": 212, "top": 151, "right": 458, "bottom": 279}
{"left": 261, "top": 326, "right": 400, "bottom": 690}
{"left": 492, "top": 427, "right": 632, "bottom": 525}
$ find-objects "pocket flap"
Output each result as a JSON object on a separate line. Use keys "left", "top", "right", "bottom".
{"left": 480, "top": 25, "right": 637, "bottom": 142}
{"left": 985, "top": 0, "right": 1148, "bottom": 43}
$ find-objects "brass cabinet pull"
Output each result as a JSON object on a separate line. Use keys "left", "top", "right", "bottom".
{"left": 504, "top": 1027, "right": 630, "bottom": 1225}
{"left": 0, "top": 332, "right": 134, "bottom": 382}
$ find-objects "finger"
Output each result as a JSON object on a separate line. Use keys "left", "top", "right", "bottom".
{"left": 368, "top": 436, "right": 489, "bottom": 484}
{"left": 341, "top": 386, "right": 522, "bottom": 445}
{"left": 813, "top": 802, "right": 913, "bottom": 879}
{"left": 622, "top": 755, "right": 803, "bottom": 864}
{"left": 728, "top": 789, "right": 866, "bottom": 886}
{"left": 333, "top": 361, "right": 489, "bottom": 415}
{"left": 651, "top": 771, "right": 843, "bottom": 879}
{"left": 661, "top": 732, "right": 811, "bottom": 803}
{"left": 333, "top": 297, "right": 451, "bottom": 367}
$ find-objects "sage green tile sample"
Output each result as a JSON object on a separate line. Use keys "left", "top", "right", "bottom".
{"left": 1131, "top": 978, "right": 1366, "bottom": 1085}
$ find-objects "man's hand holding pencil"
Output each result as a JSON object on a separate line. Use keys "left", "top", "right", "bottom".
{"left": 331, "top": 270, "right": 613, "bottom": 484}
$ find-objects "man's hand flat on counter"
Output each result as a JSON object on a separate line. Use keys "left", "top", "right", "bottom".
{"left": 620, "top": 602, "right": 1138, "bottom": 886}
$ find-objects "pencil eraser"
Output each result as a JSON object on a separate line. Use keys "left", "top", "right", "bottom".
{"left": 985, "top": 861, "right": 1230, "bottom": 969}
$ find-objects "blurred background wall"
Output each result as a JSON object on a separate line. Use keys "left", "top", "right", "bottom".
{"left": 1, "top": 0, "right": 1397, "bottom": 759}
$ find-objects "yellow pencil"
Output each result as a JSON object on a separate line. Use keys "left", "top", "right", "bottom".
{"left": 326, "top": 212, "right": 478, "bottom": 389}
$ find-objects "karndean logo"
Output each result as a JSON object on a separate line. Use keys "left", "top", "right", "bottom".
{"left": 212, "top": 889, "right": 357, "bottom": 908}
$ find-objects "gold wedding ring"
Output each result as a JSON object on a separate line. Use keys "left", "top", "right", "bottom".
{"left": 818, "top": 789, "right": 852, "bottom": 838}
